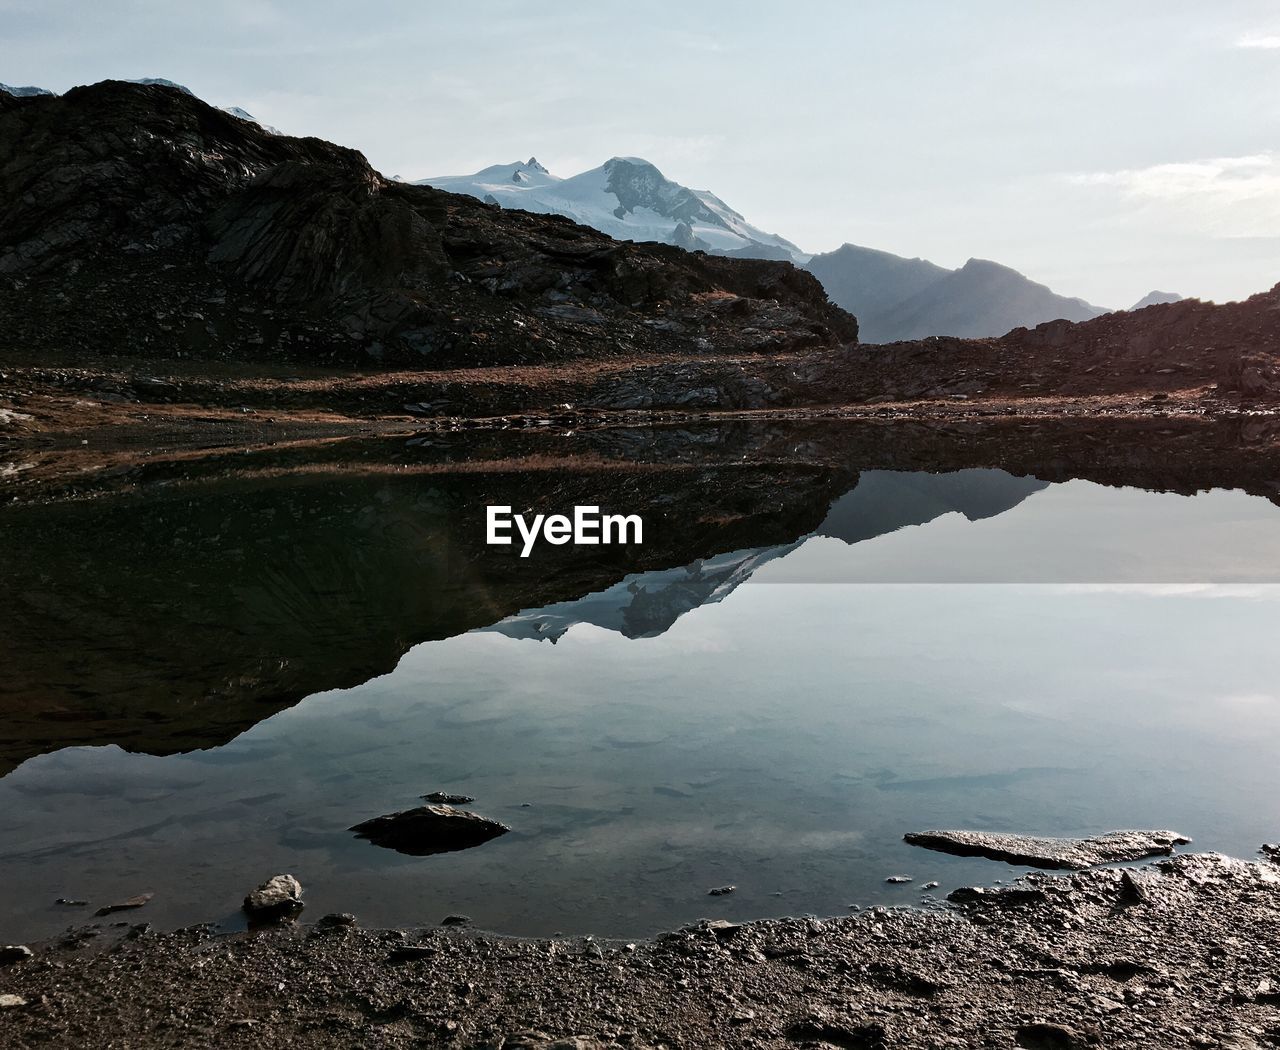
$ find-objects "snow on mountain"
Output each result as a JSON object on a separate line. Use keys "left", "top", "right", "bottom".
{"left": 420, "top": 156, "right": 805, "bottom": 262}
{"left": 220, "top": 104, "right": 281, "bottom": 135}
{"left": 483, "top": 545, "right": 799, "bottom": 643}
{"left": 0, "top": 83, "right": 55, "bottom": 97}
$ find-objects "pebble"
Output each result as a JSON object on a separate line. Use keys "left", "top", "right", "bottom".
{"left": 0, "top": 994, "right": 27, "bottom": 1009}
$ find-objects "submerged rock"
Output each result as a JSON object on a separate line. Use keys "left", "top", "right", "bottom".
{"left": 904, "top": 829, "right": 1191, "bottom": 869}
{"left": 95, "top": 892, "right": 153, "bottom": 916}
{"left": 243, "top": 874, "right": 303, "bottom": 920}
{"left": 350, "top": 804, "right": 509, "bottom": 857}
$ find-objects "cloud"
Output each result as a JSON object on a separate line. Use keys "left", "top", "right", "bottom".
{"left": 1067, "top": 153, "right": 1280, "bottom": 237}
{"left": 1237, "top": 31, "right": 1280, "bottom": 49}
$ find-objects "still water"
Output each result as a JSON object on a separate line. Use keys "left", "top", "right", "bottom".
{"left": 2, "top": 431, "right": 1280, "bottom": 942}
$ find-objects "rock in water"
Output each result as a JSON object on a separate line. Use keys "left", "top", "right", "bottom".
{"left": 95, "top": 892, "right": 153, "bottom": 916}
{"left": 243, "top": 874, "right": 304, "bottom": 919}
{"left": 903, "top": 829, "right": 1191, "bottom": 870}
{"left": 422, "top": 792, "right": 475, "bottom": 805}
{"left": 349, "top": 804, "right": 509, "bottom": 857}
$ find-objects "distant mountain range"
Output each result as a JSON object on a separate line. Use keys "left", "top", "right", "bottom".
{"left": 804, "top": 245, "right": 1109, "bottom": 343}
{"left": 425, "top": 156, "right": 1186, "bottom": 342}
{"left": 420, "top": 156, "right": 805, "bottom": 262}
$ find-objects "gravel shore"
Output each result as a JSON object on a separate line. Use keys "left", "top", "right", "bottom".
{"left": 2, "top": 851, "right": 1278, "bottom": 1048}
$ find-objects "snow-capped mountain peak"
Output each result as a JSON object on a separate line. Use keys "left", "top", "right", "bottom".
{"left": 419, "top": 155, "right": 805, "bottom": 261}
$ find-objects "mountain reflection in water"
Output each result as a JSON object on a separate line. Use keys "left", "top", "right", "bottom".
{"left": 2, "top": 417, "right": 1280, "bottom": 941}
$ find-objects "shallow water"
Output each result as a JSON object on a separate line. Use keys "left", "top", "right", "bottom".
{"left": 2, "top": 423, "right": 1280, "bottom": 941}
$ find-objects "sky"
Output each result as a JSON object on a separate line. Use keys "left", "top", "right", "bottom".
{"left": 2, "top": 0, "right": 1278, "bottom": 307}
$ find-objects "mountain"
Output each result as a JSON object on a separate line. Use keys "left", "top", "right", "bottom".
{"left": 874, "top": 258, "right": 1107, "bottom": 341}
{"left": 1129, "top": 290, "right": 1183, "bottom": 311}
{"left": 420, "top": 156, "right": 805, "bottom": 262}
{"left": 125, "top": 77, "right": 193, "bottom": 94}
{"left": 2, "top": 78, "right": 277, "bottom": 130}
{"left": 816, "top": 468, "right": 1049, "bottom": 544}
{"left": 804, "top": 245, "right": 1107, "bottom": 342}
{"left": 0, "top": 84, "right": 54, "bottom": 97}
{"left": 803, "top": 244, "right": 949, "bottom": 336}
{"left": 0, "top": 80, "right": 856, "bottom": 367}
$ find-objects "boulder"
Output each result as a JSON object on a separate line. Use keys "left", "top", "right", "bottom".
{"left": 350, "top": 803, "right": 509, "bottom": 857}
{"left": 243, "top": 874, "right": 303, "bottom": 919}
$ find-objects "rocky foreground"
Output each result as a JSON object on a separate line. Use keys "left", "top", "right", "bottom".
{"left": 2, "top": 851, "right": 1280, "bottom": 1049}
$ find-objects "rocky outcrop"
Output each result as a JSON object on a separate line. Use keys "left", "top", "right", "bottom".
{"left": 0, "top": 81, "right": 856, "bottom": 368}
{"left": 904, "top": 829, "right": 1191, "bottom": 869}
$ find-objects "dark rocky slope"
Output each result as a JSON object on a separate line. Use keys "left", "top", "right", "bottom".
{"left": 0, "top": 81, "right": 856, "bottom": 369}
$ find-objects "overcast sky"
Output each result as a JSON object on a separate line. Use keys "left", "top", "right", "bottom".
{"left": 3, "top": 0, "right": 1278, "bottom": 306}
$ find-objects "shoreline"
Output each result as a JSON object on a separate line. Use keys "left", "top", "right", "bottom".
{"left": 2, "top": 847, "right": 1278, "bottom": 1048}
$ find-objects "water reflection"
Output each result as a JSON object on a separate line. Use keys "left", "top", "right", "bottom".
{"left": 2, "top": 418, "right": 1280, "bottom": 941}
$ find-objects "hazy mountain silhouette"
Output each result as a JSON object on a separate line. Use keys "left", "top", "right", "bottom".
{"left": 804, "top": 245, "right": 1107, "bottom": 342}
{"left": 1129, "top": 290, "right": 1183, "bottom": 311}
